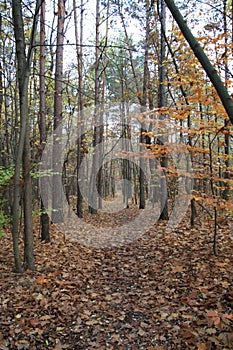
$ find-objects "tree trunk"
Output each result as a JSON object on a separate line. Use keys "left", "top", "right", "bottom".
{"left": 222, "top": 0, "right": 230, "bottom": 200}
{"left": 39, "top": 0, "right": 50, "bottom": 241}
{"left": 74, "top": 0, "right": 85, "bottom": 218}
{"left": 89, "top": 0, "right": 101, "bottom": 214}
{"left": 23, "top": 120, "right": 34, "bottom": 270}
{"left": 11, "top": 0, "right": 41, "bottom": 272}
{"left": 139, "top": 0, "right": 151, "bottom": 210}
{"left": 52, "top": 0, "right": 65, "bottom": 223}
{"left": 0, "top": 15, "right": 3, "bottom": 161}
{"left": 158, "top": 0, "right": 169, "bottom": 220}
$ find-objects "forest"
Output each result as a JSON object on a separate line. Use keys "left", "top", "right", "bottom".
{"left": 0, "top": 0, "right": 232, "bottom": 349}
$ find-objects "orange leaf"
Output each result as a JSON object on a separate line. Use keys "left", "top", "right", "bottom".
{"left": 223, "top": 313, "right": 233, "bottom": 320}
{"left": 197, "top": 343, "right": 207, "bottom": 350}
{"left": 206, "top": 310, "right": 219, "bottom": 318}
{"left": 36, "top": 276, "right": 48, "bottom": 285}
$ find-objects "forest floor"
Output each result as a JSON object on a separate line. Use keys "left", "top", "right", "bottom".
{"left": 0, "top": 207, "right": 233, "bottom": 350}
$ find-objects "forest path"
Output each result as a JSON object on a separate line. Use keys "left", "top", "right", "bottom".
{"left": 0, "top": 211, "right": 233, "bottom": 349}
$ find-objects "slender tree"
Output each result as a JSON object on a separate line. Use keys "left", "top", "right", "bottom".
{"left": 222, "top": 0, "right": 230, "bottom": 199}
{"left": 39, "top": 0, "right": 50, "bottom": 241}
{"left": 157, "top": 0, "right": 169, "bottom": 220}
{"left": 52, "top": 0, "right": 65, "bottom": 223}
{"left": 11, "top": 0, "right": 41, "bottom": 272}
{"left": 89, "top": 0, "right": 101, "bottom": 214}
{"left": 0, "top": 14, "right": 3, "bottom": 148}
{"left": 139, "top": 0, "right": 151, "bottom": 209}
{"left": 74, "top": 0, "right": 85, "bottom": 218}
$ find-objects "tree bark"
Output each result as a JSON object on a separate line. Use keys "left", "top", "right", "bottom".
{"left": 39, "top": 0, "right": 50, "bottom": 241}
{"left": 222, "top": 0, "right": 230, "bottom": 200}
{"left": 12, "top": 0, "right": 41, "bottom": 272}
{"left": 158, "top": 0, "right": 169, "bottom": 220}
{"left": 23, "top": 120, "right": 34, "bottom": 270}
{"left": 74, "top": 0, "right": 85, "bottom": 218}
{"left": 89, "top": 0, "right": 101, "bottom": 214}
{"left": 52, "top": 0, "right": 65, "bottom": 223}
{"left": 0, "top": 15, "right": 3, "bottom": 153}
{"left": 139, "top": 0, "right": 151, "bottom": 210}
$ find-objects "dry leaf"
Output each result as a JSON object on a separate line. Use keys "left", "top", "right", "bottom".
{"left": 35, "top": 276, "right": 48, "bottom": 285}
{"left": 138, "top": 328, "right": 146, "bottom": 336}
{"left": 218, "top": 332, "right": 233, "bottom": 347}
{"left": 172, "top": 265, "right": 183, "bottom": 272}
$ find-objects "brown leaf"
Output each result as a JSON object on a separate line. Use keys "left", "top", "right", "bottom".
{"left": 218, "top": 332, "right": 233, "bottom": 347}
{"left": 54, "top": 340, "right": 64, "bottom": 350}
{"left": 35, "top": 275, "right": 49, "bottom": 285}
{"left": 28, "top": 318, "right": 39, "bottom": 327}
{"left": 206, "top": 310, "right": 218, "bottom": 318}
{"left": 172, "top": 265, "right": 184, "bottom": 272}
{"left": 138, "top": 328, "right": 146, "bottom": 336}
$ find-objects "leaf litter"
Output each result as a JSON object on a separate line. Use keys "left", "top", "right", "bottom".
{"left": 0, "top": 209, "right": 232, "bottom": 349}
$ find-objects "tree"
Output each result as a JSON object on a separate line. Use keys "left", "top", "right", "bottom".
{"left": 222, "top": 0, "right": 230, "bottom": 200}
{"left": 52, "top": 0, "right": 66, "bottom": 223}
{"left": 39, "top": 0, "right": 50, "bottom": 242}
{"left": 74, "top": 0, "right": 85, "bottom": 218}
{"left": 89, "top": 0, "right": 101, "bottom": 214}
{"left": 164, "top": 0, "right": 233, "bottom": 125}
{"left": 0, "top": 14, "right": 3, "bottom": 148}
{"left": 157, "top": 0, "right": 169, "bottom": 220}
{"left": 11, "top": 0, "right": 42, "bottom": 272}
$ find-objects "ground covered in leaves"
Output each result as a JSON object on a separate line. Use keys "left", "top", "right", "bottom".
{"left": 0, "top": 209, "right": 233, "bottom": 350}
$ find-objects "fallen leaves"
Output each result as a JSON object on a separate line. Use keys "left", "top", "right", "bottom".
{"left": 0, "top": 212, "right": 232, "bottom": 349}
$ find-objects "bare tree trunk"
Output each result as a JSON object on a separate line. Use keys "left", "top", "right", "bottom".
{"left": 158, "top": 0, "right": 169, "bottom": 220}
{"left": 39, "top": 0, "right": 50, "bottom": 241}
{"left": 187, "top": 113, "right": 196, "bottom": 227}
{"left": 74, "top": 0, "right": 85, "bottom": 218}
{"left": 12, "top": 0, "right": 41, "bottom": 272}
{"left": 52, "top": 0, "right": 65, "bottom": 223}
{"left": 98, "top": 0, "right": 110, "bottom": 210}
{"left": 89, "top": 0, "right": 101, "bottom": 214}
{"left": 0, "top": 15, "right": 3, "bottom": 156}
{"left": 139, "top": 0, "right": 151, "bottom": 210}
{"left": 222, "top": 0, "right": 230, "bottom": 200}
{"left": 23, "top": 120, "right": 34, "bottom": 270}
